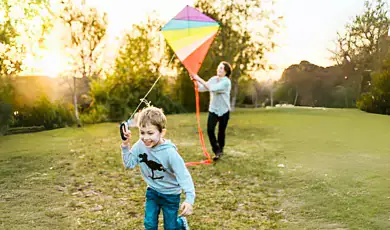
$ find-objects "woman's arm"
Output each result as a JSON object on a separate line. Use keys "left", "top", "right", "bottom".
{"left": 191, "top": 74, "right": 230, "bottom": 93}
{"left": 190, "top": 74, "right": 209, "bottom": 90}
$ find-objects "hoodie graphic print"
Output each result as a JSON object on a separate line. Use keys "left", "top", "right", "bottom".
{"left": 121, "top": 139, "right": 195, "bottom": 205}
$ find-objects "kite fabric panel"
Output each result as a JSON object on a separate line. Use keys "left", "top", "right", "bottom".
{"left": 161, "top": 5, "right": 220, "bottom": 74}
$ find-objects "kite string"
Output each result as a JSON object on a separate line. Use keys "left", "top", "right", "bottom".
{"left": 127, "top": 55, "right": 212, "bottom": 166}
{"left": 129, "top": 55, "right": 175, "bottom": 120}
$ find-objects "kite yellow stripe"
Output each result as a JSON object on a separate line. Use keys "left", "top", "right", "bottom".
{"left": 175, "top": 31, "right": 218, "bottom": 61}
{"left": 162, "top": 25, "right": 219, "bottom": 41}
{"left": 162, "top": 26, "right": 219, "bottom": 51}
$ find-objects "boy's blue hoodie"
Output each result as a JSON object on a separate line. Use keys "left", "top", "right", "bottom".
{"left": 121, "top": 139, "right": 195, "bottom": 205}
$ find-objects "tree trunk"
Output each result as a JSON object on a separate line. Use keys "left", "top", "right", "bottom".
{"left": 73, "top": 77, "right": 81, "bottom": 127}
{"left": 294, "top": 90, "right": 299, "bottom": 106}
{"left": 269, "top": 81, "right": 274, "bottom": 107}
{"left": 252, "top": 91, "right": 256, "bottom": 107}
{"left": 231, "top": 82, "right": 239, "bottom": 111}
{"left": 252, "top": 90, "right": 258, "bottom": 108}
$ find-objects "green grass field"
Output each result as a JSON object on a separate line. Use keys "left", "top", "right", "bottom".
{"left": 1, "top": 108, "right": 389, "bottom": 229}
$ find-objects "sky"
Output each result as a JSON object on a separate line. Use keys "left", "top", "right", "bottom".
{"left": 261, "top": 0, "right": 370, "bottom": 79}
{"left": 21, "top": 0, "right": 381, "bottom": 80}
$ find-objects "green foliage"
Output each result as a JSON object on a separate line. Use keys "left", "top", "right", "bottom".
{"left": 80, "top": 104, "right": 108, "bottom": 124}
{"left": 0, "top": 76, "right": 14, "bottom": 134}
{"left": 0, "top": 76, "right": 14, "bottom": 104}
{"left": 171, "top": 70, "right": 208, "bottom": 112}
{"left": 57, "top": 0, "right": 108, "bottom": 125}
{"left": 357, "top": 68, "right": 390, "bottom": 114}
{"left": 154, "top": 94, "right": 187, "bottom": 114}
{"left": 274, "top": 61, "right": 361, "bottom": 108}
{"left": 93, "top": 16, "right": 184, "bottom": 121}
{"left": 11, "top": 96, "right": 75, "bottom": 130}
{"left": 236, "top": 77, "right": 255, "bottom": 105}
{"left": 333, "top": 0, "right": 389, "bottom": 68}
{"left": 169, "top": 0, "right": 281, "bottom": 109}
{"left": 357, "top": 92, "right": 375, "bottom": 112}
{"left": 0, "top": 102, "right": 12, "bottom": 135}
{"left": 0, "top": 0, "right": 53, "bottom": 134}
{"left": 332, "top": 0, "right": 389, "bottom": 105}
{"left": 0, "top": 0, "right": 52, "bottom": 76}
{"left": 274, "top": 83, "right": 297, "bottom": 105}
{"left": 329, "top": 85, "right": 355, "bottom": 108}
{"left": 235, "top": 77, "right": 272, "bottom": 107}
{"left": 275, "top": 80, "right": 357, "bottom": 108}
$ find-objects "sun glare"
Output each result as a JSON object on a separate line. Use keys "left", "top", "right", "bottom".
{"left": 40, "top": 53, "right": 67, "bottom": 78}
{"left": 22, "top": 51, "right": 69, "bottom": 78}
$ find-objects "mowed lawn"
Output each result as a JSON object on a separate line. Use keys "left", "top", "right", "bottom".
{"left": 0, "top": 108, "right": 389, "bottom": 229}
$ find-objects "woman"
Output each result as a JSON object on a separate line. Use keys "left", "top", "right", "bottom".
{"left": 190, "top": 61, "right": 232, "bottom": 160}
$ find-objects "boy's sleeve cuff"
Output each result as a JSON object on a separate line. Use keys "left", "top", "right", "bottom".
{"left": 184, "top": 192, "right": 195, "bottom": 205}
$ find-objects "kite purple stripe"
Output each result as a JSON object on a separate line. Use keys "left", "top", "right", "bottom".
{"left": 174, "top": 5, "right": 216, "bottom": 22}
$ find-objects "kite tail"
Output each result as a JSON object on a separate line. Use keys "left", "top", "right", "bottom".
{"left": 185, "top": 80, "right": 212, "bottom": 166}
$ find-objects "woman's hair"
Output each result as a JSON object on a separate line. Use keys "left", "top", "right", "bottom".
{"left": 221, "top": 61, "right": 232, "bottom": 77}
{"left": 137, "top": 107, "right": 167, "bottom": 132}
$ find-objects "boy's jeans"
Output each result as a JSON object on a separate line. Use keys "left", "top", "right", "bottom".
{"left": 144, "top": 187, "right": 185, "bottom": 230}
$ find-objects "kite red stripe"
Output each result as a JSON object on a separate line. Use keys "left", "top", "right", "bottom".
{"left": 182, "top": 33, "right": 217, "bottom": 75}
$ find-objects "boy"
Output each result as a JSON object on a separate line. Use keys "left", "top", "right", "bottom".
{"left": 120, "top": 107, "right": 194, "bottom": 230}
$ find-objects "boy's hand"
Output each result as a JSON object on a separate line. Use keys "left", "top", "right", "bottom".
{"left": 180, "top": 202, "right": 193, "bottom": 216}
{"left": 121, "top": 126, "right": 131, "bottom": 147}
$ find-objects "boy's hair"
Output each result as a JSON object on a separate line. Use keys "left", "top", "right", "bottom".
{"left": 137, "top": 107, "right": 167, "bottom": 132}
{"left": 221, "top": 61, "right": 232, "bottom": 77}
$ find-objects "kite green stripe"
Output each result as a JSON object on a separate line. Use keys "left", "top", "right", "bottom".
{"left": 161, "top": 19, "right": 219, "bottom": 31}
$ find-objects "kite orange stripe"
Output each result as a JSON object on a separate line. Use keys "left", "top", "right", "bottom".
{"left": 182, "top": 33, "right": 217, "bottom": 75}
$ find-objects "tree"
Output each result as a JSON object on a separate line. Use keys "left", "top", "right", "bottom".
{"left": 0, "top": 0, "right": 52, "bottom": 134}
{"left": 331, "top": 0, "right": 389, "bottom": 97}
{"left": 357, "top": 55, "right": 390, "bottom": 114}
{"left": 202, "top": 0, "right": 281, "bottom": 110}
{"left": 0, "top": 17, "right": 21, "bottom": 76}
{"left": 276, "top": 61, "right": 359, "bottom": 108}
{"left": 171, "top": 0, "right": 281, "bottom": 111}
{"left": 331, "top": 0, "right": 390, "bottom": 114}
{"left": 0, "top": 76, "right": 14, "bottom": 134}
{"left": 274, "top": 82, "right": 297, "bottom": 105}
{"left": 96, "top": 15, "right": 184, "bottom": 121}
{"left": 0, "top": 0, "right": 52, "bottom": 76}
{"left": 56, "top": 0, "right": 107, "bottom": 126}
{"left": 278, "top": 61, "right": 319, "bottom": 106}
{"left": 243, "top": 78, "right": 276, "bottom": 108}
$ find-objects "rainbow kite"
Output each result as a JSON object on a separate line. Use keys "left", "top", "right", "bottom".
{"left": 161, "top": 5, "right": 220, "bottom": 75}
{"left": 161, "top": 6, "right": 220, "bottom": 165}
